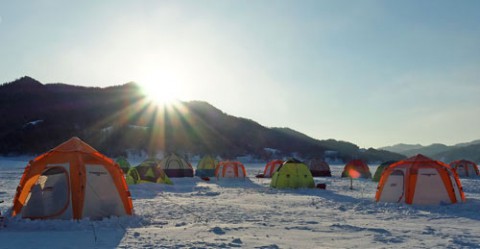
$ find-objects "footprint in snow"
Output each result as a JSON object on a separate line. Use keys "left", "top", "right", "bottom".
{"left": 175, "top": 222, "right": 187, "bottom": 227}
{"left": 228, "top": 238, "right": 243, "bottom": 247}
{"left": 210, "top": 226, "right": 226, "bottom": 235}
{"left": 231, "top": 238, "right": 242, "bottom": 244}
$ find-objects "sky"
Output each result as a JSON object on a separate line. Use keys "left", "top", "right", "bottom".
{"left": 1, "top": 0, "right": 479, "bottom": 148}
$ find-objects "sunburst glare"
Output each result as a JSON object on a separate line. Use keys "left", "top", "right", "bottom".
{"left": 138, "top": 72, "right": 181, "bottom": 105}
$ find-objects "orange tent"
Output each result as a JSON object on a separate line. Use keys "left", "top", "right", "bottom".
{"left": 450, "top": 160, "right": 479, "bottom": 177}
{"left": 376, "top": 154, "right": 465, "bottom": 205}
{"left": 12, "top": 137, "right": 133, "bottom": 220}
{"left": 341, "top": 160, "right": 371, "bottom": 178}
{"left": 215, "top": 161, "right": 247, "bottom": 178}
{"left": 262, "top": 160, "right": 283, "bottom": 178}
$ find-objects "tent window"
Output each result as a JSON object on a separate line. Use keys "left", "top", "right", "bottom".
{"left": 456, "top": 165, "right": 467, "bottom": 176}
{"left": 22, "top": 166, "right": 70, "bottom": 219}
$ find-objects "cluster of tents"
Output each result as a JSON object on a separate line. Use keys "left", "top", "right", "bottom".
{"left": 123, "top": 154, "right": 195, "bottom": 185}
{"left": 9, "top": 137, "right": 253, "bottom": 221}
{"left": 8, "top": 137, "right": 478, "bottom": 221}
{"left": 122, "top": 155, "right": 249, "bottom": 184}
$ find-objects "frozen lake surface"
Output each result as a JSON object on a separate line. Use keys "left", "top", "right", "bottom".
{"left": 0, "top": 157, "right": 479, "bottom": 248}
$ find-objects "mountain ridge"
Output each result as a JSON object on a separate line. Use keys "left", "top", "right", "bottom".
{"left": 0, "top": 76, "right": 405, "bottom": 163}
{"left": 380, "top": 140, "right": 480, "bottom": 162}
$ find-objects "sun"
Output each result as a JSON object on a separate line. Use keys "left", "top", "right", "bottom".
{"left": 140, "top": 82, "right": 179, "bottom": 105}
{"left": 137, "top": 73, "right": 181, "bottom": 105}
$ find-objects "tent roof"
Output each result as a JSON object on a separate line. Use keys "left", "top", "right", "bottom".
{"left": 393, "top": 154, "right": 450, "bottom": 168}
{"left": 284, "top": 158, "right": 302, "bottom": 164}
{"left": 51, "top": 137, "right": 97, "bottom": 153}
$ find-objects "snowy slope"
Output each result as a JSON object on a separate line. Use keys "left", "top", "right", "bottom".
{"left": 0, "top": 158, "right": 479, "bottom": 248}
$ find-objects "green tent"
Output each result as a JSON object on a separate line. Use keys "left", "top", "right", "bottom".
{"left": 270, "top": 159, "right": 315, "bottom": 189}
{"left": 126, "top": 158, "right": 173, "bottom": 185}
{"left": 115, "top": 156, "right": 131, "bottom": 174}
{"left": 372, "top": 160, "right": 397, "bottom": 182}
{"left": 159, "top": 153, "right": 194, "bottom": 177}
{"left": 195, "top": 155, "right": 218, "bottom": 177}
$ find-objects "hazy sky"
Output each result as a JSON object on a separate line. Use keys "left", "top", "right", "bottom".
{"left": 1, "top": 1, "right": 479, "bottom": 148}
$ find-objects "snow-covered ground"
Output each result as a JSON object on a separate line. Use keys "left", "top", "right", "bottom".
{"left": 0, "top": 157, "right": 480, "bottom": 248}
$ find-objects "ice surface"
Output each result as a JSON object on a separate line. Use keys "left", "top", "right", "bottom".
{"left": 0, "top": 158, "right": 479, "bottom": 248}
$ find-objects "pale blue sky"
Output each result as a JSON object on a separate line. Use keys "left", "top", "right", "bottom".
{"left": 1, "top": 1, "right": 479, "bottom": 148}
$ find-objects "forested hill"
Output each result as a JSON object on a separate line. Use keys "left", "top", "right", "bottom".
{"left": 0, "top": 76, "right": 405, "bottom": 163}
{"left": 380, "top": 141, "right": 480, "bottom": 162}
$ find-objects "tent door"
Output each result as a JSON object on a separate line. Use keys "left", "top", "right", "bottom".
{"left": 412, "top": 168, "right": 451, "bottom": 204}
{"left": 379, "top": 169, "right": 405, "bottom": 203}
{"left": 223, "top": 166, "right": 236, "bottom": 177}
{"left": 22, "top": 165, "right": 71, "bottom": 219}
{"left": 82, "top": 164, "right": 126, "bottom": 219}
